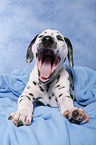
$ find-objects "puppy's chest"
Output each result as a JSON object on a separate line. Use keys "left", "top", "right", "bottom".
{"left": 39, "top": 83, "right": 54, "bottom": 99}
{"left": 36, "top": 76, "right": 68, "bottom": 104}
{"left": 38, "top": 82, "right": 58, "bottom": 107}
{"left": 31, "top": 68, "right": 70, "bottom": 106}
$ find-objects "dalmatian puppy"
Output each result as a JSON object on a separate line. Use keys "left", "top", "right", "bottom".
{"left": 8, "top": 29, "right": 89, "bottom": 126}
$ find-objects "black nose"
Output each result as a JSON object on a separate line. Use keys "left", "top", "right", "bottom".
{"left": 42, "top": 36, "right": 54, "bottom": 46}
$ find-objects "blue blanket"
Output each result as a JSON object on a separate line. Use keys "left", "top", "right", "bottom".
{"left": 0, "top": 66, "right": 96, "bottom": 145}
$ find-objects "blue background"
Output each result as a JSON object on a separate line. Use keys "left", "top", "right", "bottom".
{"left": 0, "top": 0, "right": 96, "bottom": 74}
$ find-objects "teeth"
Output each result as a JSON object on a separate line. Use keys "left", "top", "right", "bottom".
{"left": 37, "top": 59, "right": 42, "bottom": 70}
{"left": 51, "top": 63, "right": 58, "bottom": 73}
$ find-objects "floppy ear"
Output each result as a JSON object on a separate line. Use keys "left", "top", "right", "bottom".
{"left": 64, "top": 37, "right": 74, "bottom": 68}
{"left": 26, "top": 35, "right": 38, "bottom": 63}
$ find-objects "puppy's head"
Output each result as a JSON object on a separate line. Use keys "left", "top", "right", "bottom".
{"left": 26, "top": 29, "right": 74, "bottom": 84}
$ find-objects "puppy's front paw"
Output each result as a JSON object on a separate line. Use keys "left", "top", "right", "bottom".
{"left": 71, "top": 108, "right": 89, "bottom": 124}
{"left": 8, "top": 110, "right": 33, "bottom": 127}
{"left": 63, "top": 107, "right": 89, "bottom": 124}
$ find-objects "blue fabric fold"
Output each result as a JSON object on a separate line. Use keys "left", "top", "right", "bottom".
{"left": 73, "top": 67, "right": 96, "bottom": 105}
{"left": 66, "top": 65, "right": 96, "bottom": 105}
{"left": 0, "top": 70, "right": 29, "bottom": 101}
{"left": 0, "top": 66, "right": 96, "bottom": 145}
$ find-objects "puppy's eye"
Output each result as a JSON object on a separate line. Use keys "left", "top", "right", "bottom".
{"left": 56, "top": 35, "right": 64, "bottom": 41}
{"left": 38, "top": 35, "right": 44, "bottom": 38}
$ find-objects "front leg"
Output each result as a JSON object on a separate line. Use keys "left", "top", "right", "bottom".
{"left": 8, "top": 97, "right": 33, "bottom": 127}
{"left": 53, "top": 68, "right": 89, "bottom": 124}
{"left": 8, "top": 66, "right": 40, "bottom": 127}
{"left": 58, "top": 96, "right": 89, "bottom": 124}
{"left": 8, "top": 78, "right": 39, "bottom": 127}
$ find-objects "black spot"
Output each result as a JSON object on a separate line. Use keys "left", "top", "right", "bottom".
{"left": 59, "top": 86, "right": 65, "bottom": 89}
{"left": 59, "top": 93, "right": 63, "bottom": 97}
{"left": 33, "top": 97, "right": 35, "bottom": 100}
{"left": 26, "top": 96, "right": 31, "bottom": 101}
{"left": 39, "top": 82, "right": 41, "bottom": 85}
{"left": 56, "top": 35, "right": 64, "bottom": 41}
{"left": 20, "top": 95, "right": 24, "bottom": 98}
{"left": 63, "top": 58, "right": 66, "bottom": 62}
{"left": 55, "top": 85, "right": 60, "bottom": 88}
{"left": 36, "top": 97, "right": 42, "bottom": 100}
{"left": 33, "top": 81, "right": 37, "bottom": 85}
{"left": 46, "top": 84, "right": 50, "bottom": 92}
{"left": 38, "top": 71, "right": 40, "bottom": 77}
{"left": 56, "top": 75, "right": 60, "bottom": 83}
{"left": 47, "top": 104, "right": 51, "bottom": 107}
{"left": 49, "top": 96, "right": 51, "bottom": 100}
{"left": 39, "top": 86, "right": 44, "bottom": 92}
{"left": 38, "top": 35, "right": 44, "bottom": 38}
{"left": 57, "top": 75, "right": 60, "bottom": 80}
{"left": 55, "top": 98, "right": 58, "bottom": 102}
{"left": 66, "top": 96, "right": 71, "bottom": 98}
{"left": 52, "top": 93, "right": 54, "bottom": 96}
{"left": 29, "top": 93, "right": 34, "bottom": 96}
{"left": 70, "top": 94, "right": 73, "bottom": 99}
{"left": 19, "top": 99, "right": 23, "bottom": 103}
{"left": 36, "top": 53, "right": 38, "bottom": 58}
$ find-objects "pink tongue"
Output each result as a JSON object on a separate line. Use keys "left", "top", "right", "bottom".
{"left": 40, "top": 58, "right": 52, "bottom": 78}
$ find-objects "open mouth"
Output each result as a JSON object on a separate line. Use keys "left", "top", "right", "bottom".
{"left": 36, "top": 48, "right": 60, "bottom": 83}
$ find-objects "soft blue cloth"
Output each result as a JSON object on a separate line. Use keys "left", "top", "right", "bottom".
{"left": 0, "top": 66, "right": 96, "bottom": 145}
